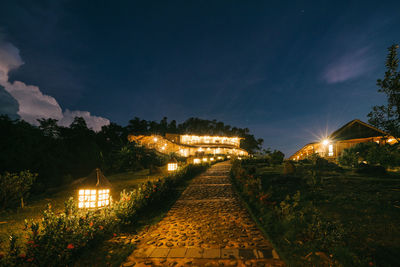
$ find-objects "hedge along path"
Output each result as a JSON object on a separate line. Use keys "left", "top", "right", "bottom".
{"left": 122, "top": 162, "right": 284, "bottom": 267}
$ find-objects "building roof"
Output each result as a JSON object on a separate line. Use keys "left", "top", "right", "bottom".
{"left": 289, "top": 119, "right": 390, "bottom": 160}
{"left": 328, "top": 119, "right": 388, "bottom": 140}
{"left": 78, "top": 168, "right": 112, "bottom": 188}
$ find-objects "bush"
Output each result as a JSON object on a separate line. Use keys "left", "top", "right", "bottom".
{"left": 356, "top": 163, "right": 386, "bottom": 176}
{"left": 283, "top": 161, "right": 296, "bottom": 175}
{"left": 339, "top": 142, "right": 400, "bottom": 168}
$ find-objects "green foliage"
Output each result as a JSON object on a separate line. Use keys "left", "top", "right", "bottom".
{"left": 339, "top": 142, "right": 400, "bottom": 168}
{"left": 231, "top": 159, "right": 348, "bottom": 266}
{"left": 270, "top": 150, "right": 285, "bottom": 165}
{"left": 368, "top": 44, "right": 400, "bottom": 139}
{"left": 0, "top": 164, "right": 207, "bottom": 266}
{"left": 0, "top": 171, "right": 37, "bottom": 209}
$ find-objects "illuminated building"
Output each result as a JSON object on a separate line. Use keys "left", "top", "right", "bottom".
{"left": 290, "top": 119, "right": 398, "bottom": 161}
{"left": 128, "top": 133, "right": 248, "bottom": 157}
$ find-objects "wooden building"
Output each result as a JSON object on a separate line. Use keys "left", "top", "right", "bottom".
{"left": 289, "top": 119, "right": 397, "bottom": 161}
{"left": 128, "top": 133, "right": 248, "bottom": 157}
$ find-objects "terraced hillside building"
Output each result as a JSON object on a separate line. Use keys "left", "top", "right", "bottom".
{"left": 289, "top": 119, "right": 398, "bottom": 161}
{"left": 128, "top": 133, "right": 248, "bottom": 157}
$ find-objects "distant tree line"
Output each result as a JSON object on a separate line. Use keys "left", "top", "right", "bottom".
{"left": 0, "top": 115, "right": 263, "bottom": 196}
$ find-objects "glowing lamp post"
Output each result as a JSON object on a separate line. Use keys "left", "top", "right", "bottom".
{"left": 167, "top": 158, "right": 178, "bottom": 172}
{"left": 78, "top": 168, "right": 112, "bottom": 209}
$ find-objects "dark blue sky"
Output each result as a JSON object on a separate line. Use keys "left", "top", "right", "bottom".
{"left": 0, "top": 0, "right": 399, "bottom": 156}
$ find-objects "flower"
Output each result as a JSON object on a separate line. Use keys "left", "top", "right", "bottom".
{"left": 19, "top": 254, "right": 26, "bottom": 258}
{"left": 27, "top": 258, "right": 34, "bottom": 262}
{"left": 99, "top": 225, "right": 104, "bottom": 230}
{"left": 89, "top": 221, "right": 94, "bottom": 227}
{"left": 27, "top": 240, "right": 35, "bottom": 245}
{"left": 67, "top": 243, "right": 74, "bottom": 250}
{"left": 113, "top": 233, "right": 117, "bottom": 237}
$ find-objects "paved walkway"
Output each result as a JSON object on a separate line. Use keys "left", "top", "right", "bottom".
{"left": 122, "top": 162, "right": 284, "bottom": 267}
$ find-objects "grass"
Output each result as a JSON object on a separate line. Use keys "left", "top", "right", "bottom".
{"left": 233, "top": 161, "right": 400, "bottom": 266}
{"left": 0, "top": 167, "right": 168, "bottom": 250}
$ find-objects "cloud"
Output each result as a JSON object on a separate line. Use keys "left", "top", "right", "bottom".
{"left": 0, "top": 40, "right": 109, "bottom": 131}
{"left": 323, "top": 47, "right": 373, "bottom": 84}
{"left": 59, "top": 109, "right": 110, "bottom": 132}
{"left": 0, "top": 41, "right": 23, "bottom": 81}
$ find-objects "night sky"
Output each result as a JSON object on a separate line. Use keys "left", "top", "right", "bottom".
{"left": 0, "top": 0, "right": 399, "bottom": 156}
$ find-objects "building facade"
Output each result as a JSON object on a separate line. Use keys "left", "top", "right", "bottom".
{"left": 128, "top": 133, "right": 248, "bottom": 157}
{"left": 289, "top": 119, "right": 397, "bottom": 161}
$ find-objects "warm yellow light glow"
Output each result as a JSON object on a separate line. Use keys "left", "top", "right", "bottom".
{"left": 210, "top": 157, "right": 214, "bottom": 161}
{"left": 202, "top": 157, "right": 208, "bottom": 162}
{"left": 227, "top": 155, "right": 231, "bottom": 159}
{"left": 322, "top": 139, "right": 330, "bottom": 146}
{"left": 78, "top": 189, "right": 110, "bottom": 208}
{"left": 328, "top": 144, "right": 333, "bottom": 156}
{"left": 193, "top": 158, "right": 201, "bottom": 164}
{"left": 180, "top": 135, "right": 241, "bottom": 147}
{"left": 167, "top": 162, "right": 178, "bottom": 171}
{"left": 217, "top": 156, "right": 223, "bottom": 160}
{"left": 153, "top": 137, "right": 158, "bottom": 142}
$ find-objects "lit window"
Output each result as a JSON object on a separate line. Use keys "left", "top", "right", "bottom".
{"left": 193, "top": 158, "right": 201, "bottom": 164}
{"left": 328, "top": 144, "right": 333, "bottom": 156}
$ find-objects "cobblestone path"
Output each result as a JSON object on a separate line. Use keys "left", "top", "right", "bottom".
{"left": 122, "top": 162, "right": 284, "bottom": 267}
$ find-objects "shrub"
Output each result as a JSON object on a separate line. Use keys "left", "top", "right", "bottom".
{"left": 270, "top": 150, "right": 285, "bottom": 165}
{"left": 356, "top": 163, "right": 386, "bottom": 176}
{"left": 339, "top": 142, "right": 400, "bottom": 168}
{"left": 283, "top": 161, "right": 296, "bottom": 175}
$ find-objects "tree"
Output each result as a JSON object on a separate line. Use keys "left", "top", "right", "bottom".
{"left": 270, "top": 150, "right": 285, "bottom": 165}
{"left": 0, "top": 170, "right": 37, "bottom": 209}
{"left": 368, "top": 44, "right": 400, "bottom": 139}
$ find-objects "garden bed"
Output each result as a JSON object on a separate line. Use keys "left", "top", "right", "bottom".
{"left": 0, "top": 164, "right": 208, "bottom": 266}
{"left": 231, "top": 159, "right": 400, "bottom": 266}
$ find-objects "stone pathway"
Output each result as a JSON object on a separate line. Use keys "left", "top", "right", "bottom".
{"left": 122, "top": 162, "right": 284, "bottom": 267}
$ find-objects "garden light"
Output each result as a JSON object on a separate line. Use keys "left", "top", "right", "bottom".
{"left": 167, "top": 158, "right": 178, "bottom": 172}
{"left": 78, "top": 168, "right": 111, "bottom": 209}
